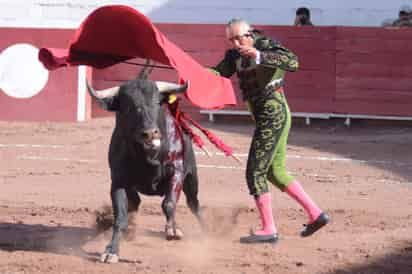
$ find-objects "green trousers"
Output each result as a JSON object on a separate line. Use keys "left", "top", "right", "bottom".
{"left": 246, "top": 91, "right": 294, "bottom": 196}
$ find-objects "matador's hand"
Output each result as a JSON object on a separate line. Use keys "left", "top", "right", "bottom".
{"left": 237, "top": 45, "right": 258, "bottom": 59}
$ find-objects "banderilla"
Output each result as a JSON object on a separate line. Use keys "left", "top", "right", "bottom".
{"left": 123, "top": 61, "right": 174, "bottom": 70}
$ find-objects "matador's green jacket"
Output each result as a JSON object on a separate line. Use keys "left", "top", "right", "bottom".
{"left": 211, "top": 33, "right": 299, "bottom": 100}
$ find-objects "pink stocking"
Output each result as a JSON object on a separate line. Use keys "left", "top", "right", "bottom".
{"left": 285, "top": 181, "right": 322, "bottom": 223}
{"left": 254, "top": 192, "right": 277, "bottom": 236}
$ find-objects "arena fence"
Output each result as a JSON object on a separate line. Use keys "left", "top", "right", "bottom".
{"left": 1, "top": 25, "right": 411, "bottom": 122}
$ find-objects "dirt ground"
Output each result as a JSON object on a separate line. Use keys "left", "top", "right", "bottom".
{"left": 0, "top": 116, "right": 411, "bottom": 274}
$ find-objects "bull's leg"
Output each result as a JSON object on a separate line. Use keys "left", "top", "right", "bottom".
{"left": 161, "top": 180, "right": 184, "bottom": 240}
{"left": 161, "top": 156, "right": 185, "bottom": 240}
{"left": 127, "top": 186, "right": 141, "bottom": 212}
{"left": 183, "top": 173, "right": 205, "bottom": 229}
{"left": 124, "top": 187, "right": 141, "bottom": 240}
{"left": 100, "top": 186, "right": 128, "bottom": 263}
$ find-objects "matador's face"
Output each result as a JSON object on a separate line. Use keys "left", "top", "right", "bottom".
{"left": 226, "top": 22, "right": 254, "bottom": 50}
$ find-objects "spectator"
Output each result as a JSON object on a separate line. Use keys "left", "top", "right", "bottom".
{"left": 381, "top": 18, "right": 395, "bottom": 27}
{"left": 294, "top": 7, "right": 314, "bottom": 26}
{"left": 392, "top": 5, "right": 412, "bottom": 27}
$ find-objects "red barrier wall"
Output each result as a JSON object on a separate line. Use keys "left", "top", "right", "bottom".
{"left": 1, "top": 25, "right": 411, "bottom": 122}
{"left": 91, "top": 25, "right": 338, "bottom": 118}
{"left": 0, "top": 28, "right": 93, "bottom": 121}
{"left": 335, "top": 27, "right": 412, "bottom": 116}
{"left": 93, "top": 24, "right": 412, "bottom": 118}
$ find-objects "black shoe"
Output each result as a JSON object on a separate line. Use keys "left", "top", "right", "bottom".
{"left": 240, "top": 233, "right": 279, "bottom": 244}
{"left": 301, "top": 212, "right": 330, "bottom": 237}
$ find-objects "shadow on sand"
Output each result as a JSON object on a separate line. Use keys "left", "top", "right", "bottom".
{"left": 0, "top": 222, "right": 100, "bottom": 260}
{"left": 200, "top": 117, "right": 412, "bottom": 184}
{"left": 324, "top": 241, "right": 412, "bottom": 274}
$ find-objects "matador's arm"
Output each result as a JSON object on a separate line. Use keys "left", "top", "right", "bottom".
{"left": 256, "top": 38, "right": 299, "bottom": 72}
{"left": 209, "top": 49, "right": 239, "bottom": 78}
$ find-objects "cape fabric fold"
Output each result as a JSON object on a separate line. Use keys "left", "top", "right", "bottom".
{"left": 38, "top": 5, "right": 236, "bottom": 109}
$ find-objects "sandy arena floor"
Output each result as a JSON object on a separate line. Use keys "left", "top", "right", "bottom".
{"left": 0, "top": 116, "right": 411, "bottom": 274}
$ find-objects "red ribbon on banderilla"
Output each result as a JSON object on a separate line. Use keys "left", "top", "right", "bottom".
{"left": 168, "top": 100, "right": 242, "bottom": 164}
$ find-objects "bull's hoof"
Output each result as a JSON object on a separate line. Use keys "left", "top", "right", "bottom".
{"left": 100, "top": 252, "right": 119, "bottom": 264}
{"left": 175, "top": 227, "right": 184, "bottom": 239}
{"left": 165, "top": 226, "right": 184, "bottom": 240}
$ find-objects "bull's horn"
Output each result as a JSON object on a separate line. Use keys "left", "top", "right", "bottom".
{"left": 155, "top": 81, "right": 189, "bottom": 94}
{"left": 86, "top": 80, "right": 120, "bottom": 99}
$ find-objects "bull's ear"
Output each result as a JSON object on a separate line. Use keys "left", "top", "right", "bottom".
{"left": 138, "top": 59, "right": 154, "bottom": 80}
{"left": 155, "top": 80, "right": 189, "bottom": 94}
{"left": 86, "top": 80, "right": 120, "bottom": 111}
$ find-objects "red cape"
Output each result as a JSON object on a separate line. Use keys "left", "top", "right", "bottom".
{"left": 38, "top": 5, "right": 236, "bottom": 109}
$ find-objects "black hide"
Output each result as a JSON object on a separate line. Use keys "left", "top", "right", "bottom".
{"left": 89, "top": 77, "right": 203, "bottom": 262}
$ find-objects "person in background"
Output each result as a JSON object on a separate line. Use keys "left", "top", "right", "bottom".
{"left": 381, "top": 18, "right": 395, "bottom": 27}
{"left": 391, "top": 5, "right": 412, "bottom": 27}
{"left": 294, "top": 7, "right": 314, "bottom": 26}
{"left": 210, "top": 18, "right": 329, "bottom": 244}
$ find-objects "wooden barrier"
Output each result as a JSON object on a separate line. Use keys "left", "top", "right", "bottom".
{"left": 335, "top": 27, "right": 412, "bottom": 117}
{"left": 0, "top": 28, "right": 93, "bottom": 122}
{"left": 1, "top": 25, "right": 411, "bottom": 122}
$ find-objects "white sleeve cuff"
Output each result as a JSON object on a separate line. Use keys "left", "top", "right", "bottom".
{"left": 255, "top": 50, "right": 261, "bottom": 64}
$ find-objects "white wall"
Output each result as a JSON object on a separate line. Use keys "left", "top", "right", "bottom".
{"left": 0, "top": 0, "right": 411, "bottom": 28}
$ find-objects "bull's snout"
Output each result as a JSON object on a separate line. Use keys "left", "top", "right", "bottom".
{"left": 142, "top": 128, "right": 161, "bottom": 140}
{"left": 141, "top": 128, "right": 162, "bottom": 149}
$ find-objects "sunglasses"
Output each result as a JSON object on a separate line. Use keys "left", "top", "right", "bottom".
{"left": 228, "top": 33, "right": 252, "bottom": 43}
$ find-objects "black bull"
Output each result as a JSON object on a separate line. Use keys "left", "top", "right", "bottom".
{"left": 86, "top": 66, "right": 204, "bottom": 263}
